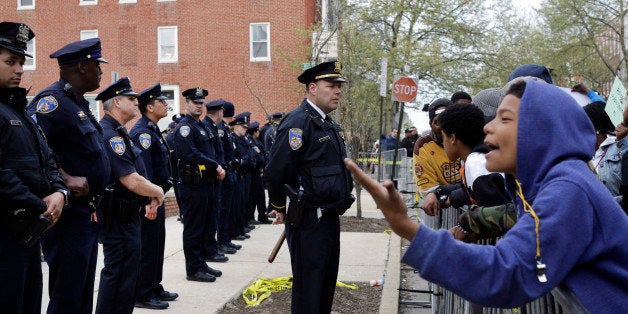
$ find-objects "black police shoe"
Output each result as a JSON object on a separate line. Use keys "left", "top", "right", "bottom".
{"left": 258, "top": 219, "right": 272, "bottom": 224}
{"left": 205, "top": 253, "right": 229, "bottom": 263}
{"left": 243, "top": 233, "right": 251, "bottom": 239}
{"left": 249, "top": 219, "right": 260, "bottom": 225}
{"left": 219, "top": 245, "right": 237, "bottom": 255}
{"left": 228, "top": 242, "right": 242, "bottom": 250}
{"left": 243, "top": 227, "right": 251, "bottom": 233}
{"left": 135, "top": 298, "right": 169, "bottom": 310}
{"left": 232, "top": 235, "right": 246, "bottom": 241}
{"left": 205, "top": 266, "right": 222, "bottom": 277}
{"left": 156, "top": 290, "right": 178, "bottom": 302}
{"left": 186, "top": 271, "right": 216, "bottom": 282}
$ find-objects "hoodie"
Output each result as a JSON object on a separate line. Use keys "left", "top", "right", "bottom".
{"left": 402, "top": 80, "right": 628, "bottom": 311}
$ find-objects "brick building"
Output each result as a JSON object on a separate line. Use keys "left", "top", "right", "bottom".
{"left": 3, "top": 0, "right": 338, "bottom": 130}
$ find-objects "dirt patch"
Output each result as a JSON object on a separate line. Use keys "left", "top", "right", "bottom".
{"left": 218, "top": 216, "right": 389, "bottom": 313}
{"left": 340, "top": 215, "right": 390, "bottom": 233}
{"left": 218, "top": 282, "right": 383, "bottom": 314}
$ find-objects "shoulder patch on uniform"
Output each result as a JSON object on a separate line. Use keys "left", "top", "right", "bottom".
{"left": 180, "top": 125, "right": 190, "bottom": 137}
{"left": 36, "top": 96, "right": 59, "bottom": 114}
{"left": 109, "top": 136, "right": 126, "bottom": 155}
{"left": 77, "top": 111, "right": 88, "bottom": 120}
{"left": 139, "top": 133, "right": 151, "bottom": 149}
{"left": 289, "top": 128, "right": 303, "bottom": 150}
{"left": 218, "top": 129, "right": 225, "bottom": 138}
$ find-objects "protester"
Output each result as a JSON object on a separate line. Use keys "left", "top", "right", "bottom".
{"left": 345, "top": 79, "right": 628, "bottom": 311}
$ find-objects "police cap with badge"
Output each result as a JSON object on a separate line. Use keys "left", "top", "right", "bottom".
{"left": 246, "top": 121, "right": 260, "bottom": 134}
{"left": 95, "top": 77, "right": 139, "bottom": 102}
{"left": 228, "top": 113, "right": 249, "bottom": 128}
{"left": 297, "top": 60, "right": 346, "bottom": 85}
{"left": 182, "top": 87, "right": 208, "bottom": 103}
{"left": 138, "top": 83, "right": 168, "bottom": 112}
{"left": 0, "top": 21, "right": 35, "bottom": 57}
{"left": 205, "top": 98, "right": 225, "bottom": 111}
{"left": 50, "top": 37, "right": 108, "bottom": 66}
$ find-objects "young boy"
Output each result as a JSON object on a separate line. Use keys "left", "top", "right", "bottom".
{"left": 345, "top": 79, "right": 628, "bottom": 311}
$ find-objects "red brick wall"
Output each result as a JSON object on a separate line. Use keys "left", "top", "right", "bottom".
{"left": 5, "top": 0, "right": 319, "bottom": 126}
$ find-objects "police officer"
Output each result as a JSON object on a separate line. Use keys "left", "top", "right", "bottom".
{"left": 262, "top": 112, "right": 284, "bottom": 153}
{"left": 95, "top": 78, "right": 165, "bottom": 314}
{"left": 246, "top": 121, "right": 270, "bottom": 224}
{"left": 265, "top": 61, "right": 354, "bottom": 313}
{"left": 28, "top": 37, "right": 110, "bottom": 314}
{"left": 166, "top": 113, "right": 184, "bottom": 221}
{"left": 174, "top": 87, "right": 226, "bottom": 282}
{"left": 130, "top": 84, "right": 178, "bottom": 309}
{"left": 204, "top": 99, "right": 238, "bottom": 254}
{"left": 0, "top": 21, "right": 69, "bottom": 314}
{"left": 222, "top": 103, "right": 248, "bottom": 242}
{"left": 231, "top": 113, "right": 255, "bottom": 236}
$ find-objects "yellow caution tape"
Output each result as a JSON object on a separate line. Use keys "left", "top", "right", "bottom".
{"left": 384, "top": 229, "right": 392, "bottom": 234}
{"left": 242, "top": 277, "right": 359, "bottom": 306}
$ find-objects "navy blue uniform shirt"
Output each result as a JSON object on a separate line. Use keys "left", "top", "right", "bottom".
{"left": 173, "top": 115, "right": 219, "bottom": 167}
{"left": 1, "top": 87, "right": 66, "bottom": 213}
{"left": 203, "top": 116, "right": 225, "bottom": 166}
{"left": 28, "top": 79, "right": 111, "bottom": 198}
{"left": 100, "top": 114, "right": 147, "bottom": 201}
{"left": 218, "top": 121, "right": 236, "bottom": 166}
{"left": 265, "top": 99, "right": 353, "bottom": 209}
{"left": 129, "top": 115, "right": 171, "bottom": 186}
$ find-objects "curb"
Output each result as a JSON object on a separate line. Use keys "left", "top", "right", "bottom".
{"left": 379, "top": 232, "right": 401, "bottom": 313}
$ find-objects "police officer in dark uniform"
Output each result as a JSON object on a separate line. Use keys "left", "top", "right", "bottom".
{"left": 231, "top": 113, "right": 255, "bottom": 237}
{"left": 28, "top": 37, "right": 110, "bottom": 314}
{"left": 130, "top": 84, "right": 178, "bottom": 309}
{"left": 0, "top": 21, "right": 69, "bottom": 314}
{"left": 204, "top": 99, "right": 239, "bottom": 254}
{"left": 166, "top": 113, "right": 184, "bottom": 221}
{"left": 174, "top": 87, "right": 226, "bottom": 282}
{"left": 265, "top": 61, "right": 354, "bottom": 314}
{"left": 261, "top": 112, "right": 284, "bottom": 153}
{"left": 94, "top": 78, "right": 165, "bottom": 314}
{"left": 246, "top": 121, "right": 270, "bottom": 224}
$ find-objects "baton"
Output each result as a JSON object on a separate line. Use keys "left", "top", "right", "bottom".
{"left": 268, "top": 229, "right": 286, "bottom": 263}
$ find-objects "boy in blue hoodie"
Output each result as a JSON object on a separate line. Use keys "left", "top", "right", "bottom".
{"left": 345, "top": 79, "right": 628, "bottom": 312}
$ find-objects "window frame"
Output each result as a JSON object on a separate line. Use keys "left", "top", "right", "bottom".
{"left": 157, "top": 26, "right": 178, "bottom": 63}
{"left": 79, "top": 0, "right": 97, "bottom": 6}
{"left": 157, "top": 84, "right": 180, "bottom": 131}
{"left": 249, "top": 22, "right": 270, "bottom": 62}
{"left": 24, "top": 38, "right": 36, "bottom": 71}
{"left": 17, "top": 0, "right": 35, "bottom": 10}
{"left": 80, "top": 29, "right": 99, "bottom": 40}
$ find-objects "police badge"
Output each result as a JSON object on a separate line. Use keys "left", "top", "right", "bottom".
{"left": 36, "top": 96, "right": 59, "bottom": 114}
{"left": 289, "top": 128, "right": 303, "bottom": 150}
{"left": 109, "top": 136, "right": 126, "bottom": 155}
{"left": 180, "top": 125, "right": 190, "bottom": 137}
{"left": 139, "top": 133, "right": 151, "bottom": 149}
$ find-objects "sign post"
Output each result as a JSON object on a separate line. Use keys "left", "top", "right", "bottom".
{"left": 390, "top": 76, "right": 418, "bottom": 182}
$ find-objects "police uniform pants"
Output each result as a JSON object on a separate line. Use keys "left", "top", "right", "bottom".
{"left": 42, "top": 203, "right": 100, "bottom": 314}
{"left": 232, "top": 175, "right": 248, "bottom": 235}
{"left": 135, "top": 203, "right": 166, "bottom": 302}
{"left": 96, "top": 214, "right": 141, "bottom": 314}
{"left": 249, "top": 172, "right": 267, "bottom": 222}
{"left": 179, "top": 182, "right": 212, "bottom": 275}
{"left": 0, "top": 229, "right": 42, "bottom": 314}
{"left": 286, "top": 209, "right": 340, "bottom": 314}
{"left": 219, "top": 171, "right": 235, "bottom": 244}
{"left": 203, "top": 183, "right": 219, "bottom": 257}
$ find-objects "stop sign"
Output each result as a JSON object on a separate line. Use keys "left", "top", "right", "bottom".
{"left": 392, "top": 76, "right": 418, "bottom": 102}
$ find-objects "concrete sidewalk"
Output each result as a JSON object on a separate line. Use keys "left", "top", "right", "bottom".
{"left": 41, "top": 191, "right": 399, "bottom": 313}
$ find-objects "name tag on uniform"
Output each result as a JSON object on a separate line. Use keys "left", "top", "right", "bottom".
{"left": 10, "top": 120, "right": 22, "bottom": 126}
{"left": 318, "top": 136, "right": 330, "bottom": 142}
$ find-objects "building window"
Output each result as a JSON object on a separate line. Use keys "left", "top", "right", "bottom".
{"left": 157, "top": 0, "right": 176, "bottom": 2}
{"left": 250, "top": 23, "right": 270, "bottom": 62}
{"left": 24, "top": 38, "right": 35, "bottom": 70}
{"left": 80, "top": 29, "right": 98, "bottom": 40}
{"left": 157, "top": 85, "right": 180, "bottom": 131}
{"left": 158, "top": 26, "right": 178, "bottom": 63}
{"left": 79, "top": 0, "right": 97, "bottom": 6}
{"left": 85, "top": 95, "right": 100, "bottom": 119}
{"left": 119, "top": 0, "right": 136, "bottom": 3}
{"left": 17, "top": 0, "right": 35, "bottom": 10}
{"left": 321, "top": 0, "right": 338, "bottom": 30}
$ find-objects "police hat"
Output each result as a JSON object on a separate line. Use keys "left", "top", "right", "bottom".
{"left": 50, "top": 38, "right": 108, "bottom": 66}
{"left": 228, "top": 116, "right": 248, "bottom": 128}
{"left": 182, "top": 87, "right": 208, "bottom": 103}
{"left": 0, "top": 22, "right": 34, "bottom": 57}
{"left": 95, "top": 77, "right": 139, "bottom": 102}
{"left": 268, "top": 112, "right": 284, "bottom": 120}
{"left": 235, "top": 112, "right": 251, "bottom": 124}
{"left": 297, "top": 60, "right": 347, "bottom": 85}
{"left": 247, "top": 121, "right": 260, "bottom": 134}
{"left": 223, "top": 101, "right": 235, "bottom": 117}
{"left": 138, "top": 83, "right": 168, "bottom": 107}
{"left": 172, "top": 113, "right": 185, "bottom": 123}
{"left": 167, "top": 121, "right": 176, "bottom": 130}
{"left": 205, "top": 98, "right": 225, "bottom": 111}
